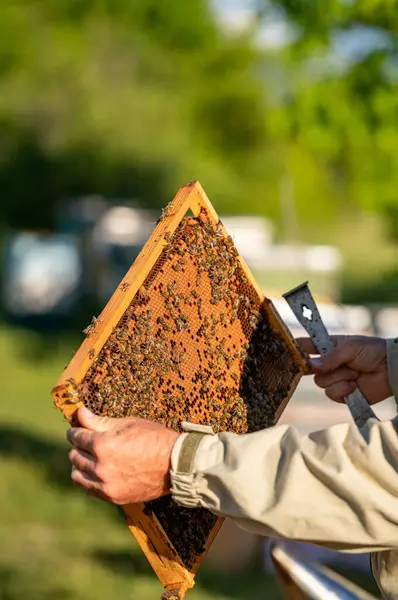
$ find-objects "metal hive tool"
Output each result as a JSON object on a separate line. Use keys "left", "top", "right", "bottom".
{"left": 51, "top": 181, "right": 308, "bottom": 599}
{"left": 283, "top": 282, "right": 378, "bottom": 430}
{"left": 271, "top": 545, "right": 377, "bottom": 600}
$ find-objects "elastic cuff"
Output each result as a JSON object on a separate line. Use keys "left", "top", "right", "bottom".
{"left": 387, "top": 338, "right": 398, "bottom": 406}
{"left": 170, "top": 471, "right": 204, "bottom": 508}
{"left": 170, "top": 430, "right": 210, "bottom": 508}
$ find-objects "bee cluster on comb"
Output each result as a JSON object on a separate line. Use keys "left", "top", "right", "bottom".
{"left": 52, "top": 182, "right": 306, "bottom": 598}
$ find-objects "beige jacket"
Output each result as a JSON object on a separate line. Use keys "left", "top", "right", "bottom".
{"left": 170, "top": 338, "right": 398, "bottom": 600}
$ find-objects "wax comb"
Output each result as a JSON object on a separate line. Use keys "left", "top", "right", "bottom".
{"left": 51, "top": 181, "right": 307, "bottom": 599}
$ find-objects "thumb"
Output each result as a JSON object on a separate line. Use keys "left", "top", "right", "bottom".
{"left": 310, "top": 341, "right": 357, "bottom": 374}
{"left": 76, "top": 405, "right": 116, "bottom": 432}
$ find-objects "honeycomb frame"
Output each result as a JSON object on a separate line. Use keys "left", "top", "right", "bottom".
{"left": 51, "top": 181, "right": 307, "bottom": 599}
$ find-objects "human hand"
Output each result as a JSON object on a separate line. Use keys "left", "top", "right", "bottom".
{"left": 297, "top": 335, "right": 390, "bottom": 404}
{"left": 66, "top": 406, "right": 180, "bottom": 504}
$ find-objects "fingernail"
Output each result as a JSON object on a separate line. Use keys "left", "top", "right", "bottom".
{"left": 310, "top": 358, "right": 324, "bottom": 370}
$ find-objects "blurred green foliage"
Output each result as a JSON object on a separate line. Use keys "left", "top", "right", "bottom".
{"left": 0, "top": 0, "right": 271, "bottom": 229}
{"left": 1, "top": 0, "right": 396, "bottom": 227}
{"left": 264, "top": 0, "right": 398, "bottom": 238}
{"left": 0, "top": 0, "right": 398, "bottom": 297}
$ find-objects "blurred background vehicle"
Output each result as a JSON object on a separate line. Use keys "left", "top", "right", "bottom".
{"left": 1, "top": 0, "right": 397, "bottom": 598}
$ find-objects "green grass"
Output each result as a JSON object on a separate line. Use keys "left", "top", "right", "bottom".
{"left": 0, "top": 326, "right": 380, "bottom": 599}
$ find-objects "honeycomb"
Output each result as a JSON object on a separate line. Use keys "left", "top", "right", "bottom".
{"left": 74, "top": 210, "right": 300, "bottom": 568}
{"left": 52, "top": 182, "right": 305, "bottom": 597}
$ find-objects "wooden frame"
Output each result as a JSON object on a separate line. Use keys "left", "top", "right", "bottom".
{"left": 52, "top": 181, "right": 308, "bottom": 598}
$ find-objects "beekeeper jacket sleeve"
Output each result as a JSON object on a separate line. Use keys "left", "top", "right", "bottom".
{"left": 170, "top": 338, "right": 398, "bottom": 600}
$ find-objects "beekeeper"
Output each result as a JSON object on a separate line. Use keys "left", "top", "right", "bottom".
{"left": 67, "top": 335, "right": 398, "bottom": 600}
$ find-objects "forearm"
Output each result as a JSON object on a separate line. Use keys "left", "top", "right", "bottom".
{"left": 171, "top": 419, "right": 398, "bottom": 552}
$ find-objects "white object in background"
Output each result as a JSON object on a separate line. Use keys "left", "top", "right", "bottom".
{"left": 93, "top": 206, "right": 154, "bottom": 248}
{"left": 376, "top": 307, "right": 398, "bottom": 338}
{"left": 304, "top": 245, "right": 343, "bottom": 272}
{"left": 244, "top": 244, "right": 342, "bottom": 272}
{"left": 221, "top": 216, "right": 274, "bottom": 263}
{"left": 344, "top": 305, "right": 373, "bottom": 335}
{"left": 4, "top": 233, "right": 81, "bottom": 316}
